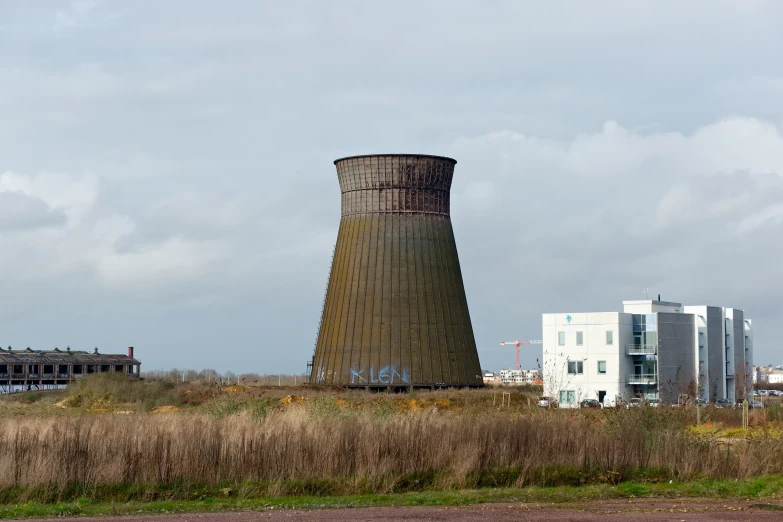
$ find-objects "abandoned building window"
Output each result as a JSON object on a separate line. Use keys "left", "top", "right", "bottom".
{"left": 576, "top": 331, "right": 584, "bottom": 346}
{"left": 598, "top": 361, "right": 607, "bottom": 374}
{"left": 100, "top": 365, "right": 110, "bottom": 372}
{"left": 115, "top": 365, "right": 124, "bottom": 373}
{"left": 558, "top": 331, "right": 565, "bottom": 346}
{"left": 58, "top": 365, "right": 68, "bottom": 374}
{"left": 43, "top": 365, "right": 53, "bottom": 374}
{"left": 73, "top": 365, "right": 83, "bottom": 374}
{"left": 13, "top": 365, "right": 22, "bottom": 374}
{"left": 0, "top": 364, "right": 7, "bottom": 374}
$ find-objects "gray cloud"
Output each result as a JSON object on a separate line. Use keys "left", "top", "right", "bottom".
{"left": 0, "top": 1, "right": 781, "bottom": 372}
{"left": 0, "top": 191, "right": 67, "bottom": 231}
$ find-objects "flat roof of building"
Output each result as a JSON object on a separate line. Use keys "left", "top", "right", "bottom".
{"left": 622, "top": 299, "right": 683, "bottom": 307}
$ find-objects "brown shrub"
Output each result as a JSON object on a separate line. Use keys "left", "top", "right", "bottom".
{"left": 0, "top": 404, "right": 781, "bottom": 499}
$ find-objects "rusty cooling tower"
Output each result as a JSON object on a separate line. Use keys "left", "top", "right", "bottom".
{"left": 310, "top": 154, "right": 482, "bottom": 388}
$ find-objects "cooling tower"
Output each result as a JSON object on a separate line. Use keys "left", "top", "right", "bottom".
{"left": 310, "top": 154, "right": 482, "bottom": 388}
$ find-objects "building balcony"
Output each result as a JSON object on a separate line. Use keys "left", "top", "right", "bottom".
{"left": 626, "top": 344, "right": 657, "bottom": 355}
{"left": 627, "top": 373, "right": 658, "bottom": 384}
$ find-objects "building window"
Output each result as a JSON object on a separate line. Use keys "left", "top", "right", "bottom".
{"left": 567, "top": 361, "right": 583, "bottom": 374}
{"left": 606, "top": 330, "right": 613, "bottom": 345}
{"left": 576, "top": 331, "right": 584, "bottom": 346}
{"left": 558, "top": 331, "right": 565, "bottom": 346}
{"left": 598, "top": 361, "right": 606, "bottom": 374}
{"left": 559, "top": 390, "right": 576, "bottom": 404}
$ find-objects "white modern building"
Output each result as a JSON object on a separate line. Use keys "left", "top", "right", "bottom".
{"left": 542, "top": 298, "right": 753, "bottom": 407}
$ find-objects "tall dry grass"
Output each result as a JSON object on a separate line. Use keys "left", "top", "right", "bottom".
{"left": 1, "top": 404, "right": 783, "bottom": 501}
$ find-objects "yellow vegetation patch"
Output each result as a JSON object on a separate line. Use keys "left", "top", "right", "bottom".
{"left": 151, "top": 405, "right": 181, "bottom": 413}
{"left": 223, "top": 385, "right": 246, "bottom": 393}
{"left": 394, "top": 398, "right": 452, "bottom": 412}
{"left": 54, "top": 399, "right": 69, "bottom": 409}
{"left": 279, "top": 395, "right": 307, "bottom": 406}
{"left": 687, "top": 422, "right": 783, "bottom": 440}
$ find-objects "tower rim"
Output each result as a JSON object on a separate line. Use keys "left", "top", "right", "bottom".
{"left": 333, "top": 153, "right": 457, "bottom": 165}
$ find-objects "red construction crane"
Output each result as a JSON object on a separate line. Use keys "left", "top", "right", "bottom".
{"left": 500, "top": 339, "right": 543, "bottom": 370}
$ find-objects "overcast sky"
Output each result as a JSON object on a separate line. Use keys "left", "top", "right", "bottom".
{"left": 1, "top": 1, "right": 782, "bottom": 374}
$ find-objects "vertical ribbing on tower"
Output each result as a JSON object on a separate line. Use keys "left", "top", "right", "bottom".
{"left": 310, "top": 154, "right": 482, "bottom": 388}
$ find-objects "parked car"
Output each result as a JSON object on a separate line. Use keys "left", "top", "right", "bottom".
{"left": 749, "top": 400, "right": 764, "bottom": 409}
{"left": 715, "top": 398, "right": 733, "bottom": 408}
{"left": 648, "top": 399, "right": 660, "bottom": 408}
{"left": 580, "top": 399, "right": 602, "bottom": 409}
{"left": 537, "top": 396, "right": 551, "bottom": 408}
{"left": 626, "top": 398, "right": 643, "bottom": 408}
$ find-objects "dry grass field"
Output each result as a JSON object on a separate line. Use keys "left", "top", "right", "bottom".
{"left": 1, "top": 375, "right": 783, "bottom": 505}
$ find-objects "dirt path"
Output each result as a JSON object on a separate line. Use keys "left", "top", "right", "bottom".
{"left": 19, "top": 499, "right": 783, "bottom": 521}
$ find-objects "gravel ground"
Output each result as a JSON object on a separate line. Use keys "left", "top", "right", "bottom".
{"left": 19, "top": 499, "right": 783, "bottom": 521}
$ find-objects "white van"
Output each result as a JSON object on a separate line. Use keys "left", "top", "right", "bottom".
{"left": 603, "top": 395, "right": 627, "bottom": 408}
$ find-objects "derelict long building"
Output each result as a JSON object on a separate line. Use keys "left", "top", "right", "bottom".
{"left": 310, "top": 154, "right": 482, "bottom": 388}
{"left": 0, "top": 347, "right": 140, "bottom": 393}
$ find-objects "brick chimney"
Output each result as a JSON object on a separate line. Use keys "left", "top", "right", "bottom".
{"left": 128, "top": 347, "right": 134, "bottom": 359}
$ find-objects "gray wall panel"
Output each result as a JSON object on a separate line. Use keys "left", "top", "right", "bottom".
{"left": 706, "top": 307, "right": 724, "bottom": 399}
{"left": 733, "top": 309, "right": 746, "bottom": 398}
{"left": 657, "top": 313, "right": 696, "bottom": 403}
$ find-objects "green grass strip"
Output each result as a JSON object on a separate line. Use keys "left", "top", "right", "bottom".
{"left": 2, "top": 475, "right": 783, "bottom": 519}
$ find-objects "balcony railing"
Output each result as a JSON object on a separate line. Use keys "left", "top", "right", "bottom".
{"left": 627, "top": 373, "right": 658, "bottom": 384}
{"left": 626, "top": 344, "right": 657, "bottom": 355}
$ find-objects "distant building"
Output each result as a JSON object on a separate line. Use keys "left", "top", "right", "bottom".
{"left": 756, "top": 367, "right": 783, "bottom": 384}
{"left": 0, "top": 346, "right": 140, "bottom": 393}
{"left": 482, "top": 371, "right": 500, "bottom": 384}
{"left": 499, "top": 368, "right": 541, "bottom": 385}
{"left": 542, "top": 298, "right": 752, "bottom": 407}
